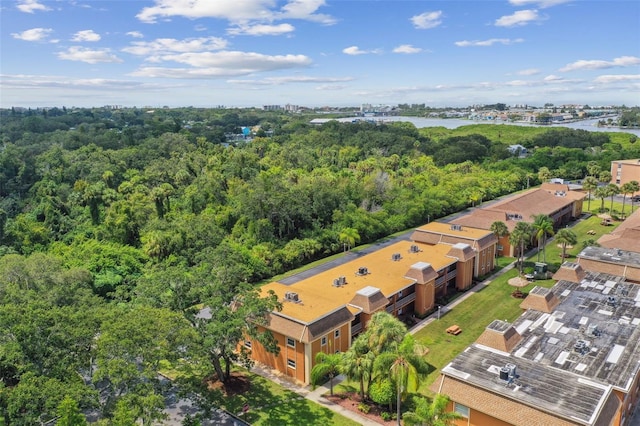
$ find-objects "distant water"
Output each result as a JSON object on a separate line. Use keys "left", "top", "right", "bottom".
{"left": 336, "top": 116, "right": 640, "bottom": 136}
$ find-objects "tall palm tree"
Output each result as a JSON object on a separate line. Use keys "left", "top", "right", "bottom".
{"left": 490, "top": 221, "right": 509, "bottom": 256}
{"left": 339, "top": 227, "right": 360, "bottom": 252}
{"left": 582, "top": 176, "right": 598, "bottom": 211}
{"left": 374, "top": 335, "right": 430, "bottom": 426}
{"left": 509, "top": 221, "right": 533, "bottom": 274}
{"left": 620, "top": 181, "right": 640, "bottom": 215}
{"left": 310, "top": 351, "right": 343, "bottom": 396}
{"left": 403, "top": 394, "right": 463, "bottom": 426}
{"left": 531, "top": 214, "right": 555, "bottom": 263}
{"left": 605, "top": 183, "right": 619, "bottom": 214}
{"left": 555, "top": 228, "right": 578, "bottom": 264}
{"left": 593, "top": 186, "right": 609, "bottom": 212}
{"left": 341, "top": 335, "right": 375, "bottom": 400}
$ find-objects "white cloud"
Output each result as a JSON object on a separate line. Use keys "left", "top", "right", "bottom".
{"left": 411, "top": 11, "right": 443, "bottom": 29}
{"left": 0, "top": 74, "right": 150, "bottom": 90}
{"left": 11, "top": 28, "right": 53, "bottom": 42}
{"left": 122, "top": 37, "right": 228, "bottom": 56}
{"left": 277, "top": 0, "right": 336, "bottom": 24}
{"left": 130, "top": 51, "right": 312, "bottom": 78}
{"left": 517, "top": 68, "right": 540, "bottom": 76}
{"left": 227, "top": 23, "right": 295, "bottom": 36}
{"left": 228, "top": 76, "right": 354, "bottom": 85}
{"left": 393, "top": 44, "right": 422, "bottom": 54}
{"left": 509, "top": 0, "right": 572, "bottom": 8}
{"left": 342, "top": 46, "right": 379, "bottom": 55}
{"left": 560, "top": 56, "right": 640, "bottom": 72}
{"left": 136, "top": 0, "right": 335, "bottom": 25}
{"left": 495, "top": 10, "right": 541, "bottom": 27}
{"left": 58, "top": 47, "right": 123, "bottom": 64}
{"left": 71, "top": 30, "right": 101, "bottom": 42}
{"left": 126, "top": 31, "right": 144, "bottom": 38}
{"left": 593, "top": 74, "right": 640, "bottom": 84}
{"left": 16, "top": 0, "right": 50, "bottom": 13}
{"left": 455, "top": 38, "right": 524, "bottom": 47}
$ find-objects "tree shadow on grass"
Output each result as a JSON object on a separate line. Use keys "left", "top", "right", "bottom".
{"left": 260, "top": 396, "right": 335, "bottom": 426}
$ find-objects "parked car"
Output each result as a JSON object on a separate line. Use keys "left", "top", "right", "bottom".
{"left": 632, "top": 195, "right": 640, "bottom": 202}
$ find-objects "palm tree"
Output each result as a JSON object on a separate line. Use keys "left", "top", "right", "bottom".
{"left": 490, "top": 221, "right": 509, "bottom": 256}
{"left": 509, "top": 221, "right": 532, "bottom": 274}
{"left": 531, "top": 214, "right": 555, "bottom": 263}
{"left": 605, "top": 183, "right": 619, "bottom": 214}
{"left": 403, "top": 394, "right": 463, "bottom": 426}
{"left": 582, "top": 176, "right": 598, "bottom": 211}
{"left": 620, "top": 181, "right": 640, "bottom": 215}
{"left": 339, "top": 227, "right": 360, "bottom": 252}
{"left": 342, "top": 335, "right": 375, "bottom": 400}
{"left": 310, "top": 351, "right": 343, "bottom": 396}
{"left": 374, "top": 335, "right": 430, "bottom": 426}
{"left": 365, "top": 311, "right": 408, "bottom": 355}
{"left": 593, "top": 186, "right": 609, "bottom": 212}
{"left": 555, "top": 228, "right": 578, "bottom": 264}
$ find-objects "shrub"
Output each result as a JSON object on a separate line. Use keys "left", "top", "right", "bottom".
{"left": 358, "top": 402, "right": 371, "bottom": 414}
{"left": 381, "top": 411, "right": 392, "bottom": 421}
{"left": 369, "top": 379, "right": 394, "bottom": 407}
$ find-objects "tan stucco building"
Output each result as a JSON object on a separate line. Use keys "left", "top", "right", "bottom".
{"left": 248, "top": 224, "right": 497, "bottom": 384}
{"left": 612, "top": 159, "right": 640, "bottom": 195}
{"left": 450, "top": 183, "right": 585, "bottom": 257}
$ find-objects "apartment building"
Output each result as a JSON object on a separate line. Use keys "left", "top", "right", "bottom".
{"left": 611, "top": 160, "right": 640, "bottom": 194}
{"left": 450, "top": 184, "right": 585, "bottom": 257}
{"left": 435, "top": 266, "right": 640, "bottom": 426}
{"left": 249, "top": 224, "right": 497, "bottom": 384}
{"left": 434, "top": 217, "right": 640, "bottom": 425}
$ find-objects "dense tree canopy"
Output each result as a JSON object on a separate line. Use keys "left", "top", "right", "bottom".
{"left": 1, "top": 107, "right": 638, "bottom": 421}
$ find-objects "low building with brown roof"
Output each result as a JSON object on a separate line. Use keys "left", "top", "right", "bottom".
{"left": 249, "top": 224, "right": 497, "bottom": 384}
{"left": 450, "top": 186, "right": 585, "bottom": 257}
{"left": 597, "top": 207, "right": 640, "bottom": 253}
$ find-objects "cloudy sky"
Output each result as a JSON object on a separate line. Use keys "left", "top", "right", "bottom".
{"left": 1, "top": 0, "right": 639, "bottom": 108}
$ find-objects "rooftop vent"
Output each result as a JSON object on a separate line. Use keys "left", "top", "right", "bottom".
{"left": 333, "top": 276, "right": 347, "bottom": 287}
{"left": 588, "top": 323, "right": 601, "bottom": 337}
{"left": 409, "top": 244, "right": 421, "bottom": 253}
{"left": 606, "top": 296, "right": 617, "bottom": 307}
{"left": 574, "top": 339, "right": 590, "bottom": 355}
{"left": 357, "top": 266, "right": 369, "bottom": 276}
{"left": 284, "top": 291, "right": 300, "bottom": 303}
{"left": 391, "top": 253, "right": 402, "bottom": 261}
{"left": 499, "top": 363, "right": 517, "bottom": 382}
{"left": 450, "top": 224, "right": 462, "bottom": 231}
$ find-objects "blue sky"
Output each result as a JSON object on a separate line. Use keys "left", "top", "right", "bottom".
{"left": 1, "top": 0, "right": 639, "bottom": 108}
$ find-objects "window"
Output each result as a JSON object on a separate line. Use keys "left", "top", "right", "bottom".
{"left": 244, "top": 340, "right": 252, "bottom": 349}
{"left": 286, "top": 337, "right": 295, "bottom": 348}
{"left": 321, "top": 336, "right": 327, "bottom": 346}
{"left": 398, "top": 290, "right": 403, "bottom": 298}
{"left": 497, "top": 245, "right": 503, "bottom": 251}
{"left": 287, "top": 359, "right": 296, "bottom": 369}
{"left": 334, "top": 329, "right": 340, "bottom": 339}
{"left": 454, "top": 403, "right": 470, "bottom": 418}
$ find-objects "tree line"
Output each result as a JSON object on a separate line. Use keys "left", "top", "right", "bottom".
{"left": 1, "top": 108, "right": 638, "bottom": 423}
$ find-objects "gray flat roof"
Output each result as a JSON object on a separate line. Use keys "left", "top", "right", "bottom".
{"left": 578, "top": 246, "right": 640, "bottom": 267}
{"left": 443, "top": 345, "right": 612, "bottom": 425}
{"left": 443, "top": 270, "right": 640, "bottom": 424}
{"left": 513, "top": 273, "right": 640, "bottom": 392}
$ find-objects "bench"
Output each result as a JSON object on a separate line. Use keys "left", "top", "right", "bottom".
{"left": 446, "top": 325, "right": 462, "bottom": 335}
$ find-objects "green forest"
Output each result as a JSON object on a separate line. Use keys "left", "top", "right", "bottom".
{"left": 1, "top": 107, "right": 639, "bottom": 424}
